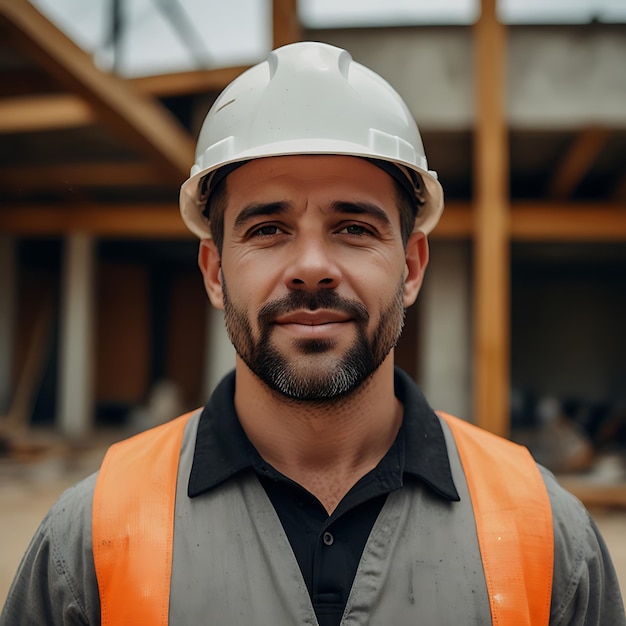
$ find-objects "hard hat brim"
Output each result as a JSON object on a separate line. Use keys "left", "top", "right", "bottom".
{"left": 180, "top": 147, "right": 444, "bottom": 239}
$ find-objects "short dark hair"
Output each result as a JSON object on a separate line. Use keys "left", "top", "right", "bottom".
{"left": 205, "top": 176, "right": 228, "bottom": 255}
{"left": 205, "top": 170, "right": 418, "bottom": 256}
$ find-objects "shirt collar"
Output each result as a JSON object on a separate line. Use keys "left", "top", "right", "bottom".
{"left": 188, "top": 368, "right": 459, "bottom": 501}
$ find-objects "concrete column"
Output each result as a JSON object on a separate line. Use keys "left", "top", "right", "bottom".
{"left": 419, "top": 241, "right": 473, "bottom": 420}
{"left": 0, "top": 236, "right": 17, "bottom": 414}
{"left": 57, "top": 234, "right": 95, "bottom": 438}
{"left": 203, "top": 305, "right": 236, "bottom": 398}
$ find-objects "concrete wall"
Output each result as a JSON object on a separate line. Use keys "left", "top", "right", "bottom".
{"left": 309, "top": 25, "right": 626, "bottom": 129}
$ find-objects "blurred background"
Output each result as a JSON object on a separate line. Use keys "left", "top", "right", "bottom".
{"left": 0, "top": 0, "right": 625, "bottom": 602}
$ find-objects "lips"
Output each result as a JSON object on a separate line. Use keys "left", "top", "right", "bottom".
{"left": 273, "top": 310, "right": 352, "bottom": 326}
{"left": 257, "top": 290, "right": 370, "bottom": 330}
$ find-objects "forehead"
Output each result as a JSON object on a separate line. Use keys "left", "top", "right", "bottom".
{"left": 223, "top": 155, "right": 398, "bottom": 207}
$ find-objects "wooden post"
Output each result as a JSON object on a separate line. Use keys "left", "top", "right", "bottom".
{"left": 272, "top": 0, "right": 301, "bottom": 49}
{"left": 473, "top": 0, "right": 510, "bottom": 436}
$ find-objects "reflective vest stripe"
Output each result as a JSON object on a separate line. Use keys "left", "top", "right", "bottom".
{"left": 439, "top": 412, "right": 554, "bottom": 626}
{"left": 92, "top": 411, "right": 195, "bottom": 626}
{"left": 93, "top": 411, "right": 554, "bottom": 625}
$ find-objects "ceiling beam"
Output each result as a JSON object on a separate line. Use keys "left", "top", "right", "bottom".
{"left": 0, "top": 162, "right": 164, "bottom": 189}
{"left": 0, "top": 94, "right": 93, "bottom": 133}
{"left": 130, "top": 65, "right": 250, "bottom": 98}
{"left": 0, "top": 0, "right": 194, "bottom": 182}
{"left": 510, "top": 202, "right": 626, "bottom": 240}
{"left": 0, "top": 0, "right": 303, "bottom": 136}
{"left": 0, "top": 64, "right": 252, "bottom": 134}
{"left": 429, "top": 203, "right": 474, "bottom": 238}
{"left": 434, "top": 202, "right": 626, "bottom": 240}
{"left": 3, "top": 201, "right": 622, "bottom": 239}
{"left": 546, "top": 126, "right": 610, "bottom": 199}
{"left": 0, "top": 64, "right": 251, "bottom": 100}
{"left": 0, "top": 204, "right": 191, "bottom": 237}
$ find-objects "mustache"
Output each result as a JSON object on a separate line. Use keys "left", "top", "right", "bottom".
{"left": 258, "top": 290, "right": 369, "bottom": 326}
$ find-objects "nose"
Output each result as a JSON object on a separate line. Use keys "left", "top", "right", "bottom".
{"left": 284, "top": 235, "right": 341, "bottom": 291}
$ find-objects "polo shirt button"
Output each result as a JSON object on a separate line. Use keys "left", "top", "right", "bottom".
{"left": 322, "top": 531, "right": 334, "bottom": 546}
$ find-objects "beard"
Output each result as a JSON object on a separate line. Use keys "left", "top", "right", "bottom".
{"left": 221, "top": 277, "right": 406, "bottom": 403}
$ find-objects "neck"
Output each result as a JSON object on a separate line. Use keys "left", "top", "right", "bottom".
{"left": 234, "top": 355, "right": 402, "bottom": 513}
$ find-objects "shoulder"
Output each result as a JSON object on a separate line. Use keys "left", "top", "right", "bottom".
{"left": 540, "top": 465, "right": 595, "bottom": 584}
{"left": 539, "top": 466, "right": 626, "bottom": 624}
{"left": 48, "top": 471, "right": 98, "bottom": 549}
{"left": 44, "top": 474, "right": 100, "bottom": 618}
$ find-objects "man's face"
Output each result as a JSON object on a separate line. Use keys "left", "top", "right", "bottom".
{"left": 200, "top": 155, "right": 427, "bottom": 402}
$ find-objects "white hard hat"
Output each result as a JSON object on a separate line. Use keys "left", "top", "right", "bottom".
{"left": 179, "top": 41, "right": 444, "bottom": 238}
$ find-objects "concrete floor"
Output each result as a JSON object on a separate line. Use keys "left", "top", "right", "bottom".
{"left": 1, "top": 442, "right": 625, "bottom": 609}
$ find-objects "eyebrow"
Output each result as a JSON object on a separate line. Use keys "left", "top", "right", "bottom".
{"left": 231, "top": 199, "right": 393, "bottom": 232}
{"left": 330, "top": 201, "right": 393, "bottom": 228}
{"left": 232, "top": 201, "right": 291, "bottom": 232}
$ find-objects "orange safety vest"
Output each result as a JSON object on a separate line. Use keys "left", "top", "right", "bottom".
{"left": 93, "top": 411, "right": 554, "bottom": 625}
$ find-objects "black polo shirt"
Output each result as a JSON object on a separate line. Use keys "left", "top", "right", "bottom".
{"left": 189, "top": 368, "right": 460, "bottom": 626}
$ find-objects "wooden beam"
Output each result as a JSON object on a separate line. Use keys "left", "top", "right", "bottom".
{"left": 131, "top": 65, "right": 249, "bottom": 98}
{"left": 0, "top": 0, "right": 194, "bottom": 182}
{"left": 0, "top": 162, "right": 165, "bottom": 189}
{"left": 0, "top": 67, "right": 254, "bottom": 134}
{"left": 547, "top": 127, "right": 610, "bottom": 199}
{"left": 511, "top": 203, "right": 626, "bottom": 240}
{"left": 0, "top": 205, "right": 192, "bottom": 237}
{"left": 0, "top": 65, "right": 251, "bottom": 134}
{"left": 413, "top": 201, "right": 626, "bottom": 241}
{"left": 0, "top": 94, "right": 93, "bottom": 133}
{"left": 473, "top": 0, "right": 510, "bottom": 437}
{"left": 0, "top": 2, "right": 297, "bottom": 136}
{"left": 272, "top": 0, "right": 301, "bottom": 49}
{"left": 429, "top": 203, "right": 473, "bottom": 238}
{"left": 1, "top": 201, "right": 623, "bottom": 240}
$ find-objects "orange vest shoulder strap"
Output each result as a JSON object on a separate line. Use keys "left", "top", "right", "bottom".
{"left": 92, "top": 411, "right": 194, "bottom": 626}
{"left": 439, "top": 411, "right": 554, "bottom": 626}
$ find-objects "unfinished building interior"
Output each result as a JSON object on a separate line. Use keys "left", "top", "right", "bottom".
{"left": 1, "top": 0, "right": 625, "bottom": 507}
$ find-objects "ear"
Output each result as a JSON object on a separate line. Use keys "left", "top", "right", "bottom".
{"left": 198, "top": 239, "right": 224, "bottom": 310}
{"left": 402, "top": 231, "right": 429, "bottom": 307}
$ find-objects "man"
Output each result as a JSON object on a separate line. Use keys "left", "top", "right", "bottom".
{"left": 2, "top": 41, "right": 624, "bottom": 625}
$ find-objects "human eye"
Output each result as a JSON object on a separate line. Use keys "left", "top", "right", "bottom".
{"left": 336, "top": 223, "right": 375, "bottom": 237}
{"left": 249, "top": 223, "right": 284, "bottom": 238}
